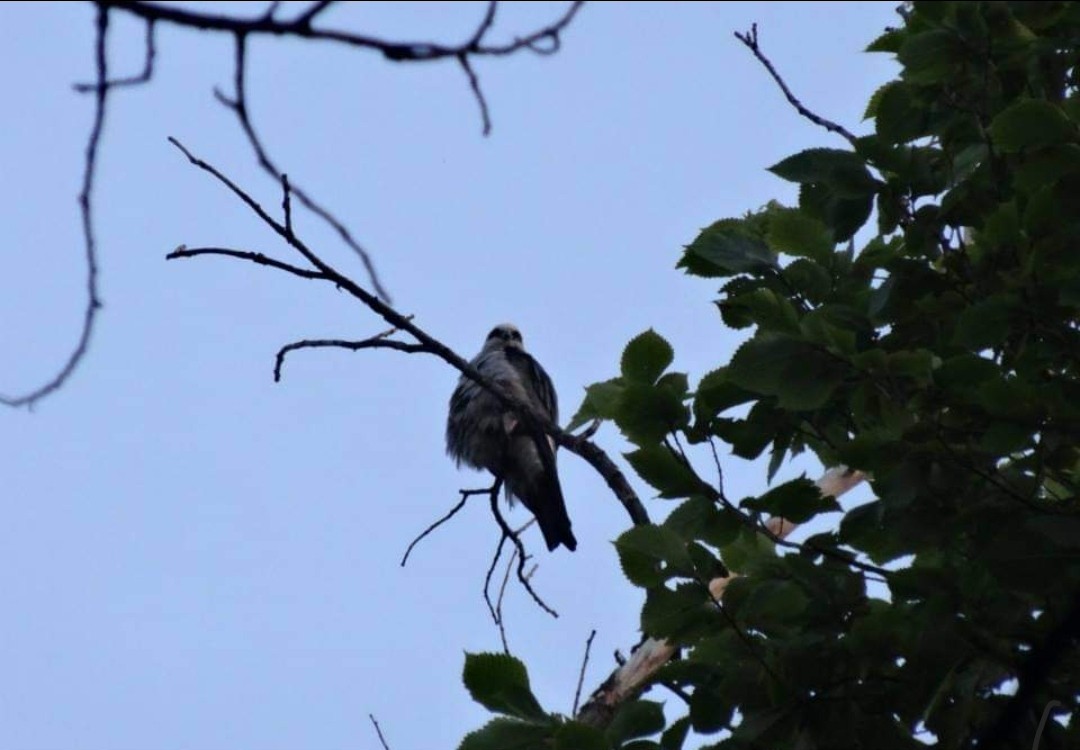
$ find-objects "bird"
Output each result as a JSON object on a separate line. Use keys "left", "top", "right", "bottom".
{"left": 446, "top": 323, "right": 577, "bottom": 552}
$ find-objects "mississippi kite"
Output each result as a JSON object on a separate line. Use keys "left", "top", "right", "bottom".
{"left": 446, "top": 323, "right": 577, "bottom": 552}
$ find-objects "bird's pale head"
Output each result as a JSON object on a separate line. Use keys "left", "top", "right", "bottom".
{"left": 485, "top": 323, "right": 525, "bottom": 351}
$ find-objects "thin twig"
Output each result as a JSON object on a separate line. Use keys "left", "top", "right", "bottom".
{"left": 572, "top": 629, "right": 597, "bottom": 715}
{"left": 167, "top": 246, "right": 325, "bottom": 280}
{"left": 281, "top": 173, "right": 293, "bottom": 237}
{"left": 483, "top": 515, "right": 509, "bottom": 624}
{"left": 275, "top": 338, "right": 427, "bottom": 382}
{"left": 74, "top": 17, "right": 157, "bottom": 91}
{"left": 214, "top": 32, "right": 393, "bottom": 302}
{"left": 400, "top": 486, "right": 489, "bottom": 567}
{"left": 368, "top": 714, "right": 391, "bottom": 750}
{"left": 295, "top": 0, "right": 334, "bottom": 26}
{"left": 489, "top": 491, "right": 557, "bottom": 618}
{"left": 734, "top": 24, "right": 858, "bottom": 146}
{"left": 1, "top": 5, "right": 109, "bottom": 407}
{"left": 494, "top": 545, "right": 516, "bottom": 653}
{"left": 458, "top": 54, "right": 492, "bottom": 136}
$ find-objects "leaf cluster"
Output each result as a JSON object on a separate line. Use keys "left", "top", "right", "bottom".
{"left": 460, "top": 4, "right": 1080, "bottom": 748}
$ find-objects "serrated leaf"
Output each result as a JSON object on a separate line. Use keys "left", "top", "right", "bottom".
{"left": 606, "top": 700, "right": 666, "bottom": 745}
{"left": 458, "top": 718, "right": 551, "bottom": 750}
{"left": 663, "top": 496, "right": 742, "bottom": 548}
{"left": 553, "top": 722, "right": 609, "bottom": 750}
{"left": 989, "top": 100, "right": 1074, "bottom": 153}
{"left": 616, "top": 382, "right": 691, "bottom": 446}
{"left": 742, "top": 477, "right": 839, "bottom": 523}
{"left": 615, "top": 524, "right": 695, "bottom": 587}
{"left": 692, "top": 368, "right": 755, "bottom": 425}
{"left": 680, "top": 219, "right": 777, "bottom": 277}
{"left": 953, "top": 296, "right": 1015, "bottom": 349}
{"left": 866, "top": 28, "right": 904, "bottom": 53}
{"left": 739, "top": 579, "right": 811, "bottom": 632}
{"left": 660, "top": 716, "right": 692, "bottom": 750}
{"left": 728, "top": 334, "right": 845, "bottom": 411}
{"left": 642, "top": 582, "right": 717, "bottom": 640}
{"left": 625, "top": 444, "right": 704, "bottom": 499}
{"left": 462, "top": 653, "right": 547, "bottom": 721}
{"left": 721, "top": 528, "right": 776, "bottom": 574}
{"left": 765, "top": 208, "right": 834, "bottom": 263}
{"left": 567, "top": 378, "right": 624, "bottom": 431}
{"left": 622, "top": 330, "right": 675, "bottom": 384}
{"left": 769, "top": 148, "right": 879, "bottom": 198}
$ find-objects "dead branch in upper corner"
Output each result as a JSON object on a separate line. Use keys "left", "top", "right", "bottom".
{"left": 575, "top": 467, "right": 867, "bottom": 729}
{"left": 3, "top": 1, "right": 587, "bottom": 409}
{"left": 734, "top": 23, "right": 858, "bottom": 146}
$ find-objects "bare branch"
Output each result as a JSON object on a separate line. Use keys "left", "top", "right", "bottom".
{"left": 275, "top": 337, "right": 427, "bottom": 382}
{"left": 458, "top": 54, "right": 492, "bottom": 136}
{"left": 466, "top": 1, "right": 499, "bottom": 49}
{"left": 489, "top": 491, "right": 557, "bottom": 618}
{"left": 368, "top": 713, "right": 391, "bottom": 750}
{"left": 214, "top": 32, "right": 393, "bottom": 302}
{"left": 400, "top": 486, "right": 487, "bottom": 568}
{"left": 74, "top": 17, "right": 157, "bottom": 92}
{"left": 573, "top": 629, "right": 597, "bottom": 715}
{"left": 1, "top": 5, "right": 109, "bottom": 408}
{"left": 101, "top": 0, "right": 585, "bottom": 61}
{"left": 734, "top": 23, "right": 858, "bottom": 146}
{"left": 295, "top": 0, "right": 335, "bottom": 27}
{"left": 166, "top": 246, "right": 325, "bottom": 280}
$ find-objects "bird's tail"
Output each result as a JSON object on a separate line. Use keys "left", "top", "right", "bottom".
{"left": 505, "top": 438, "right": 577, "bottom": 552}
{"left": 528, "top": 472, "right": 577, "bottom": 552}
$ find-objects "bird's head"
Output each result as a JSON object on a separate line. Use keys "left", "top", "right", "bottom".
{"left": 485, "top": 323, "right": 525, "bottom": 351}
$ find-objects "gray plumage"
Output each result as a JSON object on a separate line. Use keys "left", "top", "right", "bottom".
{"left": 446, "top": 324, "right": 577, "bottom": 552}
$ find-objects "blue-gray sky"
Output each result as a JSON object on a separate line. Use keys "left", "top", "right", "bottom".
{"left": 2, "top": 2, "right": 897, "bottom": 747}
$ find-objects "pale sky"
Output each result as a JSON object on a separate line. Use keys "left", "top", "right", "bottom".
{"left": 2, "top": 2, "right": 897, "bottom": 748}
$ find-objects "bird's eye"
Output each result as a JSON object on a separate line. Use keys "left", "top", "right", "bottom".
{"left": 512, "top": 331, "right": 522, "bottom": 342}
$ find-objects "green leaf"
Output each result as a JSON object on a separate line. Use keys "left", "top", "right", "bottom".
{"left": 720, "top": 287, "right": 802, "bottom": 334}
{"left": 553, "top": 722, "right": 609, "bottom": 750}
{"left": 989, "top": 100, "right": 1074, "bottom": 153}
{"left": 679, "top": 219, "right": 776, "bottom": 277}
{"left": 567, "top": 378, "right": 624, "bottom": 431}
{"left": 873, "top": 82, "right": 926, "bottom": 144}
{"left": 781, "top": 258, "right": 833, "bottom": 302}
{"left": 765, "top": 208, "right": 833, "bottom": 263}
{"left": 462, "top": 653, "right": 547, "bottom": 721}
{"left": 741, "top": 477, "right": 841, "bottom": 524}
{"left": 660, "top": 716, "right": 692, "bottom": 750}
{"left": 615, "top": 525, "right": 694, "bottom": 588}
{"left": 898, "top": 29, "right": 964, "bottom": 83}
{"left": 866, "top": 28, "right": 905, "bottom": 53}
{"left": 721, "top": 528, "right": 777, "bottom": 574}
{"left": 728, "top": 334, "right": 846, "bottom": 411}
{"left": 642, "top": 582, "right": 717, "bottom": 640}
{"left": 606, "top": 700, "right": 666, "bottom": 745}
{"left": 953, "top": 296, "right": 1015, "bottom": 349}
{"left": 692, "top": 368, "right": 756, "bottom": 425}
{"left": 738, "top": 579, "right": 811, "bottom": 633}
{"left": 663, "top": 496, "right": 742, "bottom": 548}
{"left": 458, "top": 718, "right": 551, "bottom": 750}
{"left": 769, "top": 148, "right": 880, "bottom": 197}
{"left": 616, "top": 382, "right": 691, "bottom": 446}
{"left": 622, "top": 330, "right": 675, "bottom": 384}
{"left": 625, "top": 444, "right": 704, "bottom": 499}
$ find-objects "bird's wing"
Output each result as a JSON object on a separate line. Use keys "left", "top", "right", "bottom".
{"left": 504, "top": 347, "right": 558, "bottom": 424}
